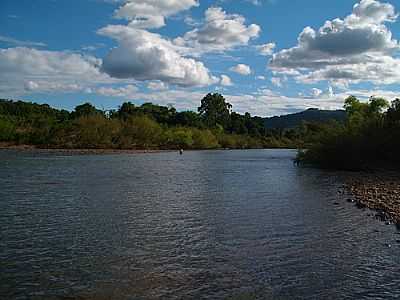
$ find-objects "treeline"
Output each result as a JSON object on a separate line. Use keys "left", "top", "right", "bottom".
{"left": 0, "top": 93, "right": 315, "bottom": 150}
{"left": 297, "top": 96, "right": 400, "bottom": 170}
{"left": 264, "top": 108, "right": 346, "bottom": 129}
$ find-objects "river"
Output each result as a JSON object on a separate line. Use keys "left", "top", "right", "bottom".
{"left": 1, "top": 149, "right": 399, "bottom": 299}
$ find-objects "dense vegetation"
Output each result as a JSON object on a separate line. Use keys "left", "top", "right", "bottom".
{"left": 297, "top": 96, "right": 400, "bottom": 170}
{"left": 0, "top": 93, "right": 324, "bottom": 150}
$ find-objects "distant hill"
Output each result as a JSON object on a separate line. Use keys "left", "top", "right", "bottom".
{"left": 264, "top": 108, "right": 346, "bottom": 129}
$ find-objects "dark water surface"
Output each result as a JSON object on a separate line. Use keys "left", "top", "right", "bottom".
{"left": 1, "top": 149, "right": 400, "bottom": 300}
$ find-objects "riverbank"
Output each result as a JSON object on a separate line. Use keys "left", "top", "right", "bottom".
{"left": 345, "top": 171, "right": 400, "bottom": 226}
{"left": 0, "top": 143, "right": 174, "bottom": 155}
{"left": 0, "top": 143, "right": 295, "bottom": 155}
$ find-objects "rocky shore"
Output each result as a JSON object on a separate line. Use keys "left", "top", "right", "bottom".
{"left": 345, "top": 171, "right": 400, "bottom": 226}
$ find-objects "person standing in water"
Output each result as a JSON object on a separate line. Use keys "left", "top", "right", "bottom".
{"left": 179, "top": 149, "right": 183, "bottom": 155}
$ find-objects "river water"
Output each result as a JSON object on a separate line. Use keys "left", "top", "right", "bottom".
{"left": 1, "top": 149, "right": 400, "bottom": 299}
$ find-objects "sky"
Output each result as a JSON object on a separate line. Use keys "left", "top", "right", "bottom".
{"left": 1, "top": 0, "right": 400, "bottom": 117}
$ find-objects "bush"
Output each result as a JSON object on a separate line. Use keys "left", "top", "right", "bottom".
{"left": 0, "top": 117, "right": 16, "bottom": 141}
{"left": 117, "top": 115, "right": 162, "bottom": 149}
{"left": 192, "top": 129, "right": 219, "bottom": 149}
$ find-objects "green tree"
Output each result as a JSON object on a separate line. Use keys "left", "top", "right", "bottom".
{"left": 118, "top": 115, "right": 162, "bottom": 148}
{"left": 387, "top": 98, "right": 400, "bottom": 126}
{"left": 175, "top": 111, "right": 204, "bottom": 128}
{"left": 117, "top": 102, "right": 138, "bottom": 120}
{"left": 198, "top": 93, "right": 232, "bottom": 129}
{"left": 0, "top": 117, "right": 16, "bottom": 141}
{"left": 192, "top": 129, "right": 219, "bottom": 149}
{"left": 368, "top": 97, "right": 389, "bottom": 115}
{"left": 72, "top": 103, "right": 102, "bottom": 119}
{"left": 72, "top": 115, "right": 119, "bottom": 148}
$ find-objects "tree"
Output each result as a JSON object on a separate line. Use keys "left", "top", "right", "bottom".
{"left": 344, "top": 96, "right": 368, "bottom": 116}
{"left": 175, "top": 111, "right": 204, "bottom": 128}
{"left": 229, "top": 112, "right": 248, "bottom": 134}
{"left": 72, "top": 102, "right": 102, "bottom": 119}
{"left": 387, "top": 98, "right": 400, "bottom": 126}
{"left": 117, "top": 102, "right": 138, "bottom": 120}
{"left": 198, "top": 93, "right": 232, "bottom": 129}
{"left": 368, "top": 96, "right": 389, "bottom": 115}
{"left": 118, "top": 115, "right": 162, "bottom": 148}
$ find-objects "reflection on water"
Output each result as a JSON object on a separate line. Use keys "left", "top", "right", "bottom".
{"left": 1, "top": 149, "right": 400, "bottom": 299}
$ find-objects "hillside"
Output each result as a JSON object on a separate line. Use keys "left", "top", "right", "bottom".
{"left": 264, "top": 108, "right": 346, "bottom": 129}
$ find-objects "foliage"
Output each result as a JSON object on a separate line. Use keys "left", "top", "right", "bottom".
{"left": 71, "top": 102, "right": 103, "bottom": 119}
{"left": 0, "top": 96, "right": 332, "bottom": 150}
{"left": 198, "top": 93, "right": 232, "bottom": 128}
{"left": 297, "top": 96, "right": 400, "bottom": 170}
{"left": 0, "top": 116, "right": 16, "bottom": 141}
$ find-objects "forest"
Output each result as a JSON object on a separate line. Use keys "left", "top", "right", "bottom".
{"left": 1, "top": 92, "right": 399, "bottom": 170}
{"left": 0, "top": 93, "right": 322, "bottom": 150}
{"left": 297, "top": 96, "right": 400, "bottom": 170}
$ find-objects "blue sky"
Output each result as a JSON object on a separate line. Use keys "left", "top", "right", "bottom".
{"left": 1, "top": 0, "right": 400, "bottom": 116}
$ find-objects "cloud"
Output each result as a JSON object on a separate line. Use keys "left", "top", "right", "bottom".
{"left": 98, "top": 25, "right": 217, "bottom": 87}
{"left": 90, "top": 82, "right": 400, "bottom": 117}
{"left": 270, "top": 0, "right": 400, "bottom": 86}
{"left": 23, "top": 81, "right": 87, "bottom": 93}
{"left": 256, "top": 75, "right": 266, "bottom": 80}
{"left": 114, "top": 0, "right": 198, "bottom": 29}
{"left": 81, "top": 43, "right": 106, "bottom": 52}
{"left": 0, "top": 47, "right": 110, "bottom": 96}
{"left": 311, "top": 88, "right": 323, "bottom": 98}
{"left": 175, "top": 7, "right": 261, "bottom": 53}
{"left": 0, "top": 35, "right": 46, "bottom": 47}
{"left": 24, "top": 81, "right": 40, "bottom": 91}
{"left": 246, "top": 0, "right": 261, "bottom": 5}
{"left": 349, "top": 0, "right": 397, "bottom": 25}
{"left": 96, "top": 84, "right": 138, "bottom": 97}
{"left": 93, "top": 86, "right": 207, "bottom": 111}
{"left": 184, "top": 15, "right": 201, "bottom": 27}
{"left": 147, "top": 81, "right": 169, "bottom": 91}
{"left": 256, "top": 42, "right": 275, "bottom": 56}
{"left": 220, "top": 74, "right": 233, "bottom": 86}
{"left": 230, "top": 63, "right": 252, "bottom": 75}
{"left": 270, "top": 77, "right": 282, "bottom": 87}
{"left": 227, "top": 87, "right": 397, "bottom": 116}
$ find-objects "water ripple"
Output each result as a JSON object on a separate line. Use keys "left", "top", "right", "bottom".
{"left": 1, "top": 150, "right": 400, "bottom": 299}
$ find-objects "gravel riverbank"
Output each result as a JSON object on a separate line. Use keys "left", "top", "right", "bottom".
{"left": 0, "top": 144, "right": 174, "bottom": 155}
{"left": 345, "top": 171, "right": 400, "bottom": 226}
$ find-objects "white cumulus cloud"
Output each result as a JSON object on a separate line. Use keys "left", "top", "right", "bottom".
{"left": 96, "top": 84, "right": 138, "bottom": 97}
{"left": 311, "top": 88, "right": 323, "bottom": 98}
{"left": 147, "top": 81, "right": 169, "bottom": 91}
{"left": 270, "top": 77, "right": 282, "bottom": 87}
{"left": 220, "top": 74, "right": 233, "bottom": 86}
{"left": 230, "top": 64, "right": 252, "bottom": 75}
{"left": 270, "top": 0, "right": 400, "bottom": 86}
{"left": 256, "top": 42, "right": 275, "bottom": 55}
{"left": 98, "top": 25, "right": 217, "bottom": 87}
{"left": 114, "top": 0, "right": 198, "bottom": 29}
{"left": 0, "top": 47, "right": 109, "bottom": 96}
{"left": 175, "top": 7, "right": 261, "bottom": 54}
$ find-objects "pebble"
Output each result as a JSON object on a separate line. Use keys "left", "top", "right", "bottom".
{"left": 345, "top": 172, "right": 400, "bottom": 226}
